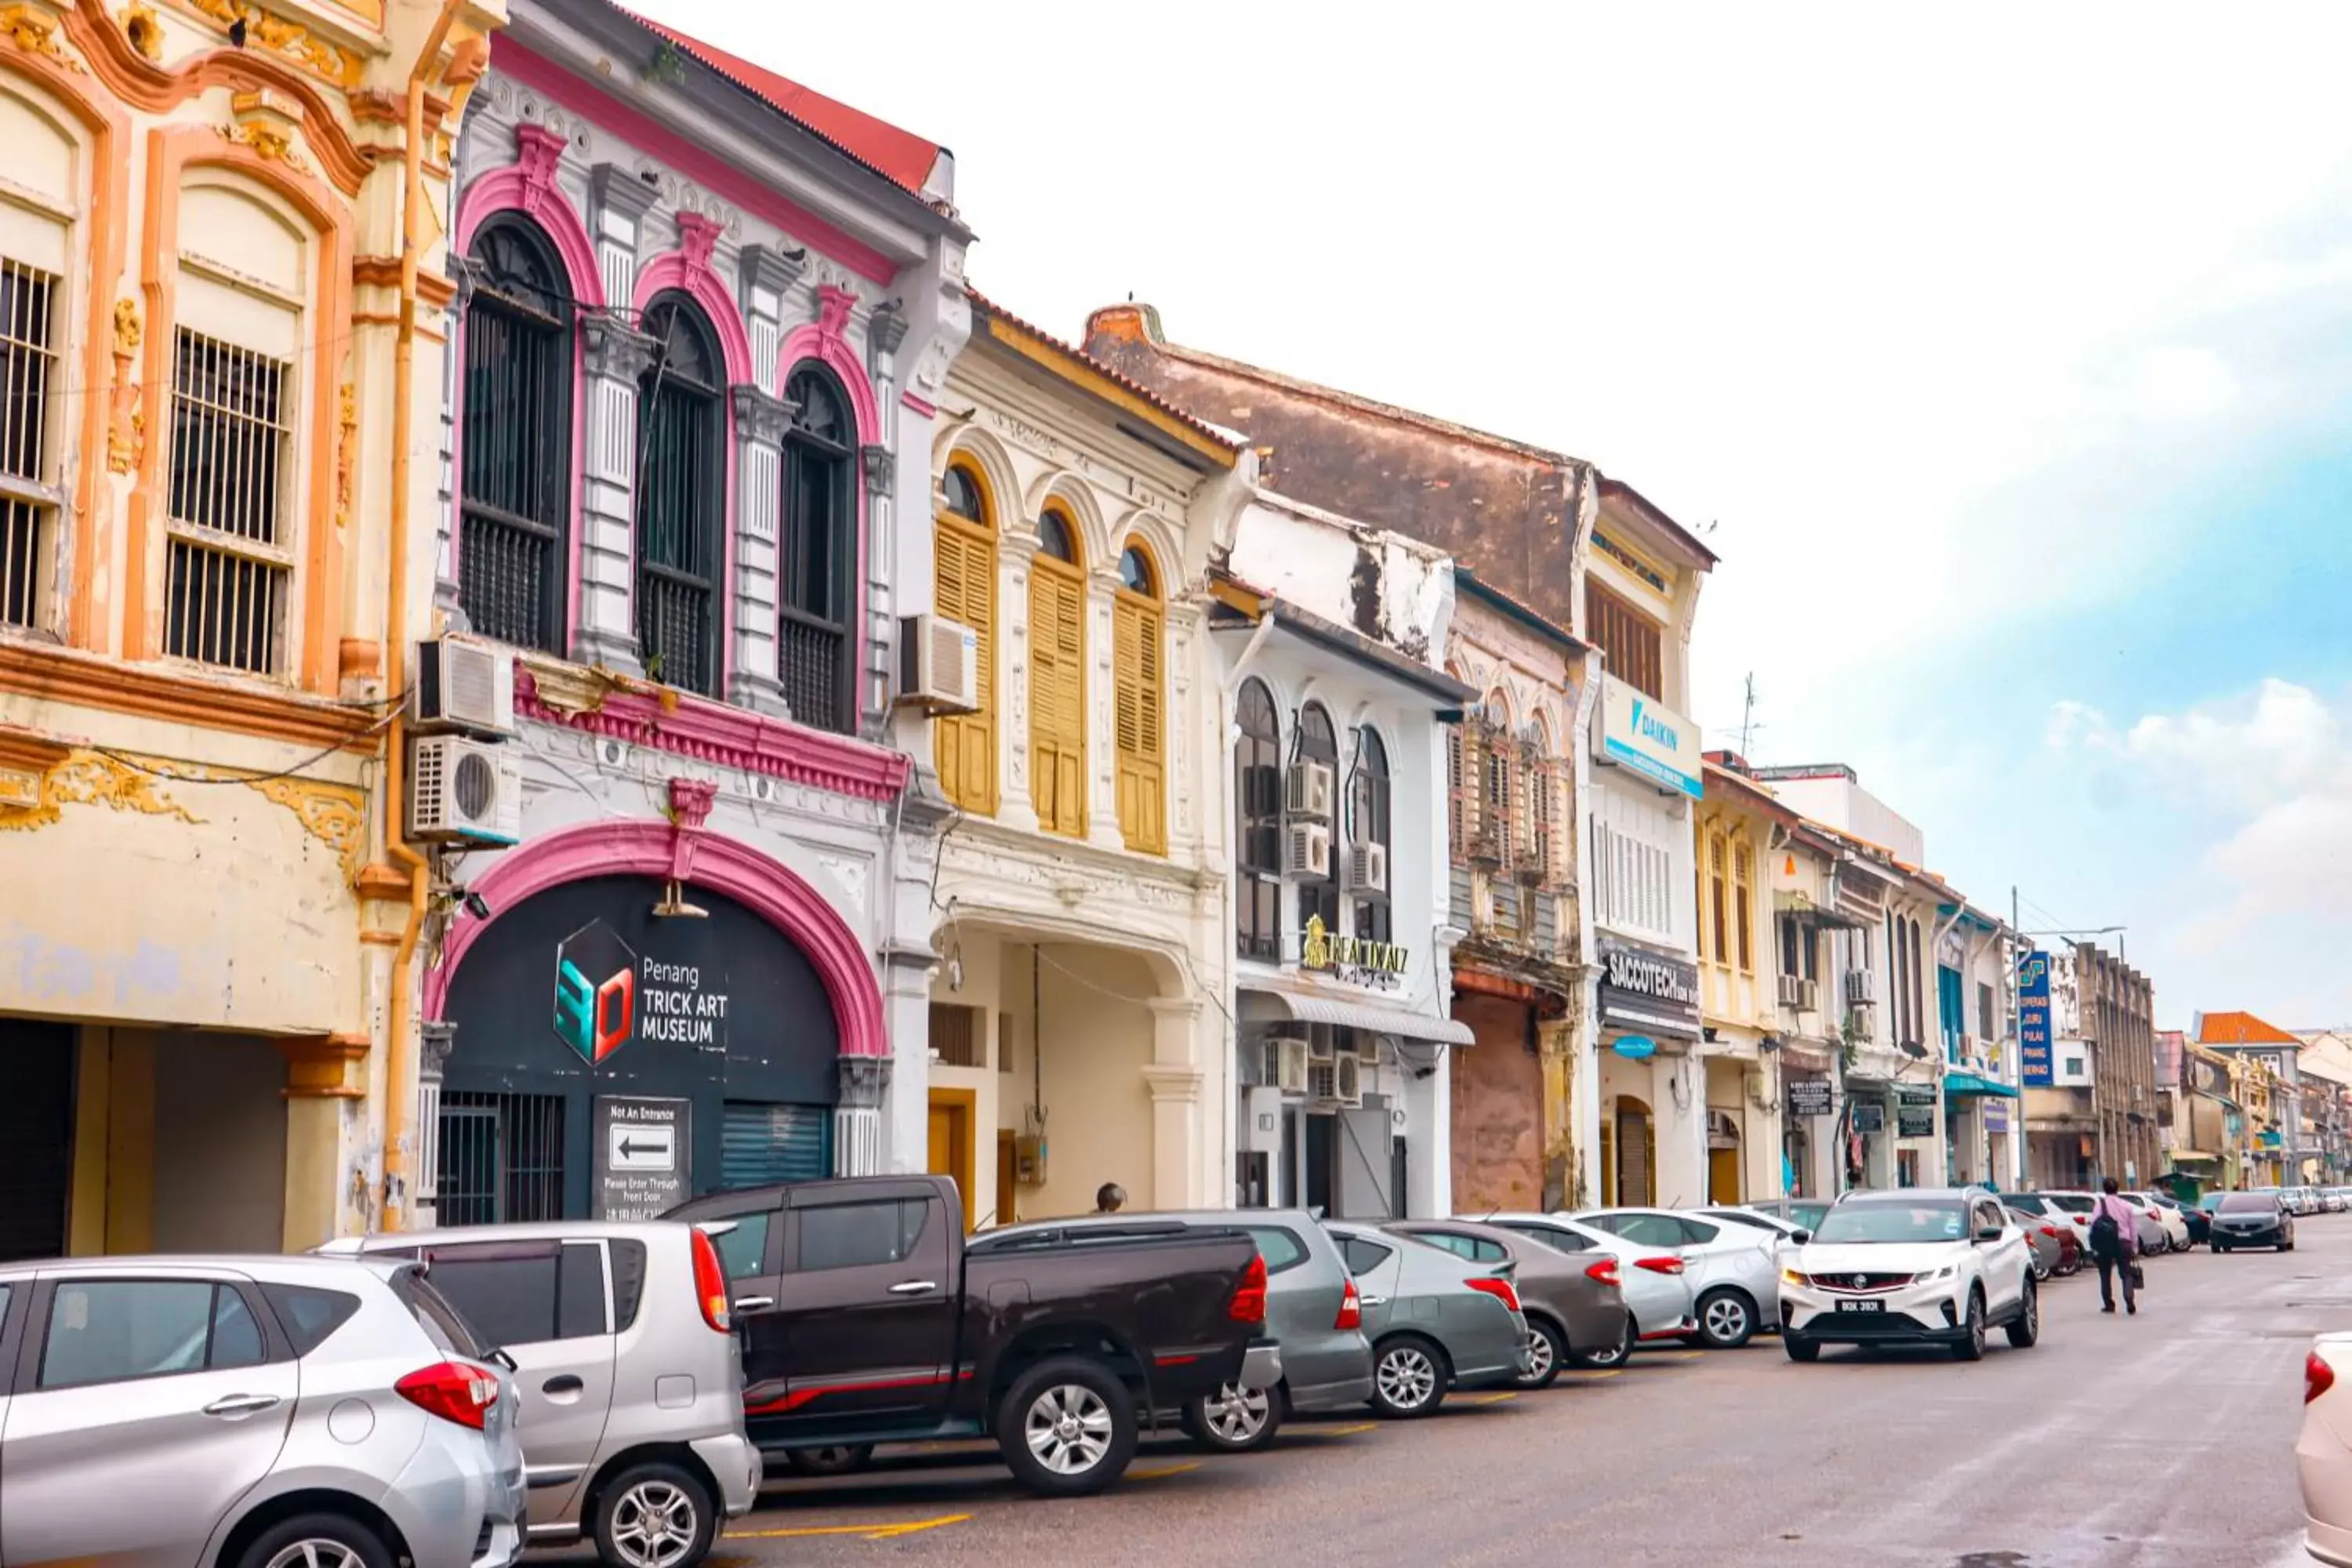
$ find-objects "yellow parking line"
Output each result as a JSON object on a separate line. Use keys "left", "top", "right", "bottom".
{"left": 1642, "top": 1350, "right": 1705, "bottom": 1362}
{"left": 1300, "top": 1420, "right": 1379, "bottom": 1436}
{"left": 1130, "top": 1461, "right": 1202, "bottom": 1479}
{"left": 1563, "top": 1369, "right": 1623, "bottom": 1380}
{"left": 724, "top": 1514, "right": 971, "bottom": 1541}
{"left": 1468, "top": 1391, "right": 1518, "bottom": 1405}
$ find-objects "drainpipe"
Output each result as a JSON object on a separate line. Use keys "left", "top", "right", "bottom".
{"left": 380, "top": 0, "right": 468, "bottom": 1233}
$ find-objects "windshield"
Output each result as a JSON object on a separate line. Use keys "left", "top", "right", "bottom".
{"left": 1812, "top": 1202, "right": 1969, "bottom": 1245}
{"left": 2219, "top": 1192, "right": 2281, "bottom": 1214}
{"left": 2047, "top": 1195, "right": 2095, "bottom": 1214}
{"left": 2198, "top": 1193, "right": 2227, "bottom": 1212}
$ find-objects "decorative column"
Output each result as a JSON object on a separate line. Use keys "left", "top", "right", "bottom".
{"left": 412, "top": 1022, "right": 457, "bottom": 1229}
{"left": 1142, "top": 995, "right": 1206, "bottom": 1208}
{"left": 739, "top": 243, "right": 805, "bottom": 397}
{"left": 998, "top": 532, "right": 1043, "bottom": 833}
{"left": 281, "top": 1032, "right": 369, "bottom": 1250}
{"left": 589, "top": 162, "right": 657, "bottom": 325}
{"left": 434, "top": 256, "right": 481, "bottom": 629}
{"left": 837, "top": 1055, "right": 891, "bottom": 1177}
{"left": 575, "top": 310, "right": 655, "bottom": 671}
{"left": 1085, "top": 566, "right": 1124, "bottom": 851}
{"left": 728, "top": 385, "right": 789, "bottom": 714}
{"left": 862, "top": 441, "right": 896, "bottom": 731}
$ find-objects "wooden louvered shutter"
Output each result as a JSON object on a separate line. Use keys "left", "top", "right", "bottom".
{"left": 1114, "top": 595, "right": 1166, "bottom": 855}
{"left": 934, "top": 521, "right": 996, "bottom": 814}
{"left": 1030, "top": 564, "right": 1087, "bottom": 835}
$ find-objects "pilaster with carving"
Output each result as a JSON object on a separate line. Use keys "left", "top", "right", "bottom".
{"left": 1083, "top": 566, "right": 1123, "bottom": 851}
{"left": 589, "top": 161, "right": 658, "bottom": 321}
{"left": 434, "top": 253, "right": 483, "bottom": 628}
{"left": 835, "top": 1053, "right": 892, "bottom": 1178}
{"left": 997, "top": 532, "right": 1042, "bottom": 833}
{"left": 738, "top": 242, "right": 804, "bottom": 398}
{"left": 729, "top": 383, "right": 789, "bottom": 714}
{"left": 862, "top": 439, "right": 895, "bottom": 733}
{"left": 575, "top": 309, "right": 657, "bottom": 671}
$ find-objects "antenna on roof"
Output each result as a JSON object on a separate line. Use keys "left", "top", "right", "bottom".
{"left": 1737, "top": 673, "right": 1762, "bottom": 760}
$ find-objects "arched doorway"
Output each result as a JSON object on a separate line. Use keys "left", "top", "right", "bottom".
{"left": 1603, "top": 1094, "right": 1656, "bottom": 1207}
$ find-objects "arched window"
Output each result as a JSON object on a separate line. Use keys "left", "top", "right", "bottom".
{"left": 1707, "top": 831, "right": 1730, "bottom": 965}
{"left": 1112, "top": 540, "right": 1165, "bottom": 855}
{"left": 1350, "top": 728, "right": 1392, "bottom": 943}
{"left": 933, "top": 457, "right": 996, "bottom": 812}
{"left": 1029, "top": 502, "right": 1086, "bottom": 836}
{"left": 1298, "top": 701, "right": 1341, "bottom": 935}
{"left": 1236, "top": 677, "right": 1282, "bottom": 961}
{"left": 781, "top": 362, "right": 855, "bottom": 731}
{"left": 1477, "top": 690, "right": 1512, "bottom": 864}
{"left": 634, "top": 292, "right": 724, "bottom": 696}
{"left": 459, "top": 215, "right": 573, "bottom": 653}
{"left": 0, "top": 80, "right": 75, "bottom": 634}
{"left": 1733, "top": 840, "right": 1755, "bottom": 975}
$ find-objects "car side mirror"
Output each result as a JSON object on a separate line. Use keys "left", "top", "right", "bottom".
{"left": 1974, "top": 1225, "right": 2002, "bottom": 1244}
{"left": 1791, "top": 1230, "right": 1812, "bottom": 1245}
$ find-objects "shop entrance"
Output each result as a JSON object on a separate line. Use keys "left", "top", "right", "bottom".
{"left": 1708, "top": 1111, "right": 1743, "bottom": 1203}
{"left": 1609, "top": 1096, "right": 1656, "bottom": 1206}
{"left": 0, "top": 1019, "right": 73, "bottom": 1262}
{"left": 927, "top": 1090, "right": 976, "bottom": 1232}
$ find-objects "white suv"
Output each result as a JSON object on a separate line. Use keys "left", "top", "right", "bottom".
{"left": 1778, "top": 1187, "right": 2039, "bottom": 1363}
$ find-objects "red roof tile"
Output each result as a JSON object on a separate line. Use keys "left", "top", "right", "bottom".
{"left": 622, "top": 9, "right": 943, "bottom": 196}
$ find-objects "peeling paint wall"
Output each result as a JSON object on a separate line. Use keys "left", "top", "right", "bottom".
{"left": 1449, "top": 996, "right": 1544, "bottom": 1214}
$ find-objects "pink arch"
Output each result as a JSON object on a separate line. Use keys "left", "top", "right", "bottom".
{"left": 453, "top": 149, "right": 604, "bottom": 310}
{"left": 633, "top": 252, "right": 755, "bottom": 387}
{"left": 423, "top": 818, "right": 888, "bottom": 1058}
{"left": 777, "top": 325, "right": 881, "bottom": 445}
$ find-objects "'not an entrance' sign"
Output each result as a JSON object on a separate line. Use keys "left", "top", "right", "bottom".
{"left": 593, "top": 1095, "right": 691, "bottom": 1220}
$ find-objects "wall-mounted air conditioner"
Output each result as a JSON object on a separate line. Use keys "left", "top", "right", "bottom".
{"left": 1348, "top": 842, "right": 1389, "bottom": 894}
{"left": 1263, "top": 1037, "right": 1311, "bottom": 1094}
{"left": 408, "top": 735, "right": 522, "bottom": 846}
{"left": 897, "top": 613, "right": 981, "bottom": 713}
{"left": 1332, "top": 1051, "right": 1366, "bottom": 1109}
{"left": 1846, "top": 969, "right": 1878, "bottom": 1005}
{"left": 412, "top": 637, "right": 514, "bottom": 737}
{"left": 1285, "top": 760, "right": 1334, "bottom": 821}
{"left": 1284, "top": 822, "right": 1331, "bottom": 880}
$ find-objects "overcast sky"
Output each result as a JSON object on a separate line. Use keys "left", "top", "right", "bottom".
{"left": 638, "top": 1, "right": 2352, "bottom": 1027}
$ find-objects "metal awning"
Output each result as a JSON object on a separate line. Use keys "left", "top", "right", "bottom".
{"left": 1240, "top": 985, "right": 1475, "bottom": 1046}
{"left": 1773, "top": 889, "right": 1871, "bottom": 931}
{"left": 1944, "top": 1073, "right": 2020, "bottom": 1100}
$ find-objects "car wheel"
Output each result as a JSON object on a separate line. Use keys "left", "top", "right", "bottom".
{"left": 1571, "top": 1312, "right": 1635, "bottom": 1370}
{"left": 1783, "top": 1334, "right": 1820, "bottom": 1363}
{"left": 2004, "top": 1276, "right": 2040, "bottom": 1349}
{"left": 997, "top": 1356, "right": 1138, "bottom": 1497}
{"left": 1694, "top": 1288, "right": 1758, "bottom": 1350}
{"left": 1367, "top": 1334, "right": 1450, "bottom": 1419}
{"left": 2031, "top": 1250, "right": 2052, "bottom": 1283}
{"left": 593, "top": 1461, "right": 714, "bottom": 1568}
{"left": 238, "top": 1514, "right": 394, "bottom": 1568}
{"left": 782, "top": 1443, "right": 876, "bottom": 1477}
{"left": 1516, "top": 1319, "right": 1566, "bottom": 1390}
{"left": 1951, "top": 1289, "right": 1987, "bottom": 1363}
{"left": 1180, "top": 1381, "right": 1280, "bottom": 1453}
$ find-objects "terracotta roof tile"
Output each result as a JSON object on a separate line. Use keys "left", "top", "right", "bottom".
{"left": 2197, "top": 1010, "right": 2303, "bottom": 1046}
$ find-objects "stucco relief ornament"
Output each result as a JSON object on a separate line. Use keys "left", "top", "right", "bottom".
{"left": 0, "top": 6, "right": 85, "bottom": 73}
{"left": 122, "top": 2, "right": 164, "bottom": 61}
{"left": 0, "top": 749, "right": 201, "bottom": 835}
{"left": 106, "top": 299, "right": 143, "bottom": 476}
{"left": 218, "top": 120, "right": 312, "bottom": 176}
{"left": 333, "top": 384, "right": 356, "bottom": 530}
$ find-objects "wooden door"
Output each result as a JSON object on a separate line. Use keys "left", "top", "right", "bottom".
{"left": 926, "top": 1092, "right": 975, "bottom": 1232}
{"left": 995, "top": 1130, "right": 1018, "bottom": 1229}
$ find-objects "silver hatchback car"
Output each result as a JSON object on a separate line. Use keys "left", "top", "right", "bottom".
{"left": 1325, "top": 1221, "right": 1530, "bottom": 1417}
{"left": 0, "top": 1253, "right": 524, "bottom": 1568}
{"left": 327, "top": 1221, "right": 760, "bottom": 1567}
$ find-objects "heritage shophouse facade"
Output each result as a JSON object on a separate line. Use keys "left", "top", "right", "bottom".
{"left": 419, "top": 0, "right": 970, "bottom": 1222}
{"left": 0, "top": 0, "right": 502, "bottom": 1259}
{"left": 920, "top": 296, "right": 1247, "bottom": 1229}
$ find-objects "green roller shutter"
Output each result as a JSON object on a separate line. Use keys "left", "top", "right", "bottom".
{"left": 721, "top": 1102, "right": 832, "bottom": 1191}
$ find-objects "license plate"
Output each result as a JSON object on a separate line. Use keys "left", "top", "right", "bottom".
{"left": 1845, "top": 1299, "right": 1884, "bottom": 1312}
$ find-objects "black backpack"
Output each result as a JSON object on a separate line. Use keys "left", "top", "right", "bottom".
{"left": 2089, "top": 1210, "right": 2122, "bottom": 1252}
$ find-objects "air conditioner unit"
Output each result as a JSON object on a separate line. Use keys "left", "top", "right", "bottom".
{"left": 1348, "top": 842, "right": 1389, "bottom": 894}
{"left": 897, "top": 613, "right": 981, "bottom": 714}
{"left": 1284, "top": 822, "right": 1331, "bottom": 880}
{"left": 1262, "top": 1036, "right": 1311, "bottom": 1094}
{"left": 1306, "top": 1061, "right": 1338, "bottom": 1103}
{"left": 1777, "top": 974, "right": 1817, "bottom": 1011}
{"left": 1285, "top": 760, "right": 1334, "bottom": 821}
{"left": 412, "top": 637, "right": 514, "bottom": 736}
{"left": 1845, "top": 969, "right": 1878, "bottom": 1005}
{"left": 1305, "top": 1027, "right": 1338, "bottom": 1064}
{"left": 1332, "top": 1051, "right": 1365, "bottom": 1108}
{"left": 407, "top": 735, "right": 522, "bottom": 845}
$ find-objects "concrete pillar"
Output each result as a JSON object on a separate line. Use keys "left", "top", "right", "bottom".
{"left": 862, "top": 441, "right": 898, "bottom": 728}
{"left": 434, "top": 255, "right": 479, "bottom": 628}
{"left": 280, "top": 1033, "right": 368, "bottom": 1248}
{"left": 998, "top": 532, "right": 1043, "bottom": 833}
{"left": 575, "top": 310, "right": 655, "bottom": 672}
{"left": 836, "top": 1055, "right": 891, "bottom": 1178}
{"left": 1142, "top": 996, "right": 1205, "bottom": 1209}
{"left": 879, "top": 944, "right": 935, "bottom": 1176}
{"left": 737, "top": 244, "right": 804, "bottom": 399}
{"left": 728, "top": 385, "right": 789, "bottom": 714}
{"left": 1651, "top": 1051, "right": 1708, "bottom": 1209}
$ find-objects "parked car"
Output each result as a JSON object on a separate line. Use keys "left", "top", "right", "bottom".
{"left": 1324, "top": 1221, "right": 1530, "bottom": 1417}
{"left": 1738, "top": 1198, "right": 1835, "bottom": 1234}
{"left": 2302, "top": 1330, "right": 2352, "bottom": 1566}
{"left": 973, "top": 1208, "right": 1371, "bottom": 1455}
{"left": 2185, "top": 1192, "right": 2223, "bottom": 1247}
{"left": 2211, "top": 1189, "right": 2296, "bottom": 1251}
{"left": 1700, "top": 1207, "right": 1813, "bottom": 1244}
{"left": 672, "top": 1176, "right": 1276, "bottom": 1495}
{"left": 2119, "top": 1192, "right": 2190, "bottom": 1253}
{"left": 2329, "top": 1189, "right": 2352, "bottom": 1214}
{"left": 2006, "top": 1204, "right": 2076, "bottom": 1281}
{"left": 0, "top": 1254, "right": 524, "bottom": 1568}
{"left": 1475, "top": 1211, "right": 1699, "bottom": 1358}
{"left": 1388, "top": 1218, "right": 1631, "bottom": 1387}
{"left": 325, "top": 1219, "right": 761, "bottom": 1565}
{"left": 1779, "top": 1187, "right": 2039, "bottom": 1363}
{"left": 1573, "top": 1207, "right": 1784, "bottom": 1349}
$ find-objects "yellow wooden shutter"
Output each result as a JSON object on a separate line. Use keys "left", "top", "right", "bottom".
{"left": 1114, "top": 594, "right": 1166, "bottom": 855}
{"left": 933, "top": 520, "right": 996, "bottom": 814}
{"left": 1030, "top": 564, "right": 1086, "bottom": 836}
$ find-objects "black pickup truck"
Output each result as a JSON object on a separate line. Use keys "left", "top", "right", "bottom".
{"left": 668, "top": 1175, "right": 1276, "bottom": 1495}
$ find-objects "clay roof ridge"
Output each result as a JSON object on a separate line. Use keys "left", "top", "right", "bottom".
{"left": 967, "top": 288, "right": 1244, "bottom": 456}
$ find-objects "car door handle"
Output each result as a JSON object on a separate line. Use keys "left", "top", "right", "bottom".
{"left": 1359, "top": 1294, "right": 1389, "bottom": 1308}
{"left": 887, "top": 1280, "right": 938, "bottom": 1296}
{"left": 203, "top": 1394, "right": 282, "bottom": 1421}
{"left": 542, "top": 1374, "right": 585, "bottom": 1396}
{"left": 733, "top": 1296, "right": 775, "bottom": 1312}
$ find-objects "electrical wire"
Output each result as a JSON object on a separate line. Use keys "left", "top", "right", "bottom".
{"left": 91, "top": 698, "right": 403, "bottom": 787}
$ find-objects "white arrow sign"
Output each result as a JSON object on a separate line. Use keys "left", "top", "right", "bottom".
{"left": 608, "top": 1122, "right": 676, "bottom": 1173}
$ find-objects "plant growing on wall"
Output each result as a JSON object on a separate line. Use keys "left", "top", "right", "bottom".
{"left": 645, "top": 40, "right": 688, "bottom": 85}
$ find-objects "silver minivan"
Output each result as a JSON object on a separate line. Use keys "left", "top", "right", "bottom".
{"left": 0, "top": 1253, "right": 524, "bottom": 1567}
{"left": 328, "top": 1220, "right": 760, "bottom": 1566}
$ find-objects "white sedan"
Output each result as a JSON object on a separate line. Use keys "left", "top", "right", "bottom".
{"left": 1473, "top": 1211, "right": 1699, "bottom": 1359}
{"left": 2122, "top": 1192, "right": 2190, "bottom": 1253}
{"left": 1572, "top": 1207, "right": 1784, "bottom": 1349}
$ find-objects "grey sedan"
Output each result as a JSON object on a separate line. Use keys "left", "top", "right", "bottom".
{"left": 1326, "top": 1221, "right": 1531, "bottom": 1418}
{"left": 1388, "top": 1218, "right": 1630, "bottom": 1388}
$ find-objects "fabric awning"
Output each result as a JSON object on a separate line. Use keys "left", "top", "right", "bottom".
{"left": 1240, "top": 984, "right": 1475, "bottom": 1046}
{"left": 2170, "top": 1149, "right": 2221, "bottom": 1163}
{"left": 1943, "top": 1073, "right": 2020, "bottom": 1099}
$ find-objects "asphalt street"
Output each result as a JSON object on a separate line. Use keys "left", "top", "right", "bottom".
{"left": 586, "top": 1218, "right": 2350, "bottom": 1567}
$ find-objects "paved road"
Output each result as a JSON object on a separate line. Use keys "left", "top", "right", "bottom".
{"left": 599, "top": 1218, "right": 2347, "bottom": 1567}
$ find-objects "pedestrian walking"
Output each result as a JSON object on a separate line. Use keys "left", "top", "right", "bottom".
{"left": 2089, "top": 1176, "right": 2140, "bottom": 1316}
{"left": 1094, "top": 1182, "right": 1127, "bottom": 1214}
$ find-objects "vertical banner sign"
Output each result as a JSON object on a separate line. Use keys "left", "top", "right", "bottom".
{"left": 2018, "top": 950, "right": 2053, "bottom": 1088}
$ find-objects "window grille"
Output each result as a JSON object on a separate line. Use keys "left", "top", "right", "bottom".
{"left": 166, "top": 329, "right": 292, "bottom": 674}
{"left": 459, "top": 218, "right": 573, "bottom": 652}
{"left": 0, "top": 259, "right": 56, "bottom": 630}
{"left": 779, "top": 364, "right": 853, "bottom": 731}
{"left": 436, "top": 1091, "right": 566, "bottom": 1226}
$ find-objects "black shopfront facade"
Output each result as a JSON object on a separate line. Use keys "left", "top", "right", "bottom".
{"left": 434, "top": 873, "right": 844, "bottom": 1224}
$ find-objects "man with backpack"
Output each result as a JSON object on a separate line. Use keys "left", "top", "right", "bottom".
{"left": 2090, "top": 1176, "right": 2140, "bottom": 1316}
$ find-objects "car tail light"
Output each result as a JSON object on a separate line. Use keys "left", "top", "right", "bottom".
{"left": 1335, "top": 1276, "right": 1362, "bottom": 1331}
{"left": 1584, "top": 1258, "right": 1622, "bottom": 1288}
{"left": 690, "top": 1227, "right": 731, "bottom": 1334}
{"left": 395, "top": 1361, "right": 499, "bottom": 1430}
{"left": 2311, "top": 1352, "right": 2337, "bottom": 1405}
{"left": 1466, "top": 1276, "right": 1523, "bottom": 1313}
{"left": 2042, "top": 1226, "right": 2062, "bottom": 1238}
{"left": 1228, "top": 1250, "right": 1269, "bottom": 1323}
{"left": 1635, "top": 1255, "right": 1686, "bottom": 1276}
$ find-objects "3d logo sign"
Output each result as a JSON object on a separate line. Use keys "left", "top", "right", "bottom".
{"left": 554, "top": 919, "right": 637, "bottom": 1065}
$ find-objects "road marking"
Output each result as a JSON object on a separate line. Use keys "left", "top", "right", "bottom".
{"left": 1130, "top": 1461, "right": 1202, "bottom": 1479}
{"left": 1468, "top": 1391, "right": 1519, "bottom": 1404}
{"left": 1301, "top": 1420, "right": 1380, "bottom": 1436}
{"left": 1563, "top": 1368, "right": 1624, "bottom": 1380}
{"left": 724, "top": 1514, "right": 971, "bottom": 1541}
{"left": 1642, "top": 1350, "right": 1706, "bottom": 1362}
